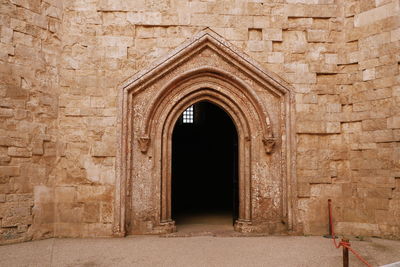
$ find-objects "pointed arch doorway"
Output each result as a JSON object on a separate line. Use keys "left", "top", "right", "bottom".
{"left": 172, "top": 101, "right": 239, "bottom": 229}
{"left": 114, "top": 29, "right": 297, "bottom": 236}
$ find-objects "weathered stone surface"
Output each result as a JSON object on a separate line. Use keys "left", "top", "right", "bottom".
{"left": 354, "top": 1, "right": 399, "bottom": 27}
{"left": 0, "top": 166, "right": 20, "bottom": 177}
{"left": 1, "top": 0, "right": 399, "bottom": 244}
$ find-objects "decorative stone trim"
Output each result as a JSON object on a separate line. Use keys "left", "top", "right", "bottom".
{"left": 263, "top": 137, "right": 277, "bottom": 154}
{"left": 115, "top": 28, "right": 297, "bottom": 236}
{"left": 138, "top": 136, "right": 150, "bottom": 153}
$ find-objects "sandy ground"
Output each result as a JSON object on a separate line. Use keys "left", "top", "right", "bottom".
{"left": 1, "top": 234, "right": 400, "bottom": 267}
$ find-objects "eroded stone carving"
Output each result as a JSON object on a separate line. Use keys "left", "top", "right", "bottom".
{"left": 138, "top": 136, "right": 150, "bottom": 153}
{"left": 263, "top": 137, "right": 276, "bottom": 154}
{"left": 116, "top": 29, "right": 296, "bottom": 236}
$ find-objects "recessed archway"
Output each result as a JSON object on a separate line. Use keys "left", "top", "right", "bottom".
{"left": 114, "top": 29, "right": 296, "bottom": 236}
{"left": 171, "top": 101, "right": 239, "bottom": 230}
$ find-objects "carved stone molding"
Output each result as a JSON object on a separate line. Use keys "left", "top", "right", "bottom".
{"left": 263, "top": 137, "right": 277, "bottom": 154}
{"left": 138, "top": 136, "right": 150, "bottom": 153}
{"left": 115, "top": 28, "right": 297, "bottom": 236}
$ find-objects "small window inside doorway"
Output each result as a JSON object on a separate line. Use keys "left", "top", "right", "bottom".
{"left": 182, "top": 105, "right": 194, "bottom": 123}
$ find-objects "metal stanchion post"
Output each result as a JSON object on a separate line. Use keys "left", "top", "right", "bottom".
{"left": 324, "top": 199, "right": 336, "bottom": 238}
{"left": 342, "top": 238, "right": 349, "bottom": 267}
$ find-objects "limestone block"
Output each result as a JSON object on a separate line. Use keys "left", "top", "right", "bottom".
{"left": 288, "top": 18, "right": 313, "bottom": 30}
{"left": 10, "top": 18, "right": 26, "bottom": 32}
{"left": 2, "top": 212, "right": 32, "bottom": 227}
{"left": 224, "top": 28, "right": 247, "bottom": 41}
{"left": 0, "top": 43, "right": 15, "bottom": 59}
{"left": 135, "top": 27, "right": 154, "bottom": 39}
{"left": 366, "top": 198, "right": 390, "bottom": 210}
{"left": 83, "top": 203, "right": 100, "bottom": 223}
{"left": 91, "top": 141, "right": 116, "bottom": 157}
{"left": 98, "top": 36, "right": 134, "bottom": 47}
{"left": 34, "top": 186, "right": 53, "bottom": 204}
{"left": 359, "top": 32, "right": 391, "bottom": 49}
{"left": 287, "top": 0, "right": 317, "bottom": 3}
{"left": 263, "top": 29, "right": 282, "bottom": 41}
{"left": 282, "top": 30, "right": 308, "bottom": 53}
{"left": 267, "top": 52, "right": 284, "bottom": 63}
{"left": 55, "top": 203, "right": 83, "bottom": 223}
{"left": 102, "top": 12, "right": 128, "bottom": 26}
{"left": 1, "top": 26, "right": 13, "bottom": 44}
{"left": 324, "top": 53, "right": 338, "bottom": 64}
{"left": 0, "top": 108, "right": 13, "bottom": 118}
{"left": 371, "top": 129, "right": 396, "bottom": 142}
{"left": 55, "top": 187, "right": 76, "bottom": 203}
{"left": 310, "top": 63, "right": 338, "bottom": 74}
{"left": 375, "top": 64, "right": 398, "bottom": 79}
{"left": 307, "top": 29, "right": 328, "bottom": 42}
{"left": 10, "top": 0, "right": 41, "bottom": 13}
{"left": 326, "top": 122, "right": 341, "bottom": 133}
{"left": 13, "top": 31, "right": 33, "bottom": 46}
{"left": 76, "top": 186, "right": 112, "bottom": 202}
{"left": 373, "top": 76, "right": 397, "bottom": 88}
{"left": 248, "top": 28, "right": 262, "bottom": 41}
{"left": 45, "top": 5, "right": 62, "bottom": 19}
{"left": 388, "top": 116, "right": 400, "bottom": 129}
{"left": 285, "top": 63, "right": 309, "bottom": 73}
{"left": 0, "top": 133, "right": 28, "bottom": 148}
{"left": 247, "top": 40, "right": 264, "bottom": 52}
{"left": 0, "top": 155, "right": 11, "bottom": 164}
{"left": 391, "top": 28, "right": 400, "bottom": 42}
{"left": 8, "top": 147, "right": 31, "bottom": 157}
{"left": 297, "top": 121, "right": 325, "bottom": 133}
{"left": 362, "top": 119, "right": 387, "bottom": 131}
{"left": 285, "top": 72, "right": 316, "bottom": 84}
{"left": 297, "top": 182, "right": 311, "bottom": 197}
{"left": 326, "top": 103, "right": 341, "bottom": 113}
{"left": 254, "top": 16, "right": 270, "bottom": 28}
{"left": 98, "top": 0, "right": 128, "bottom": 11}
{"left": 347, "top": 51, "right": 360, "bottom": 64}
{"left": 105, "top": 46, "right": 127, "bottom": 59}
{"left": 363, "top": 68, "right": 375, "bottom": 81}
{"left": 86, "top": 117, "right": 116, "bottom": 128}
{"left": 90, "top": 97, "right": 107, "bottom": 108}
{"left": 19, "top": 8, "right": 48, "bottom": 29}
{"left": 85, "top": 223, "right": 113, "bottom": 237}
{"left": 354, "top": 2, "right": 400, "bottom": 27}
{"left": 285, "top": 4, "right": 339, "bottom": 18}
{"left": 302, "top": 94, "right": 318, "bottom": 104}
{"left": 359, "top": 58, "right": 380, "bottom": 70}
{"left": 14, "top": 109, "right": 27, "bottom": 120}
{"left": 344, "top": 0, "right": 359, "bottom": 17}
{"left": 32, "top": 139, "right": 44, "bottom": 155}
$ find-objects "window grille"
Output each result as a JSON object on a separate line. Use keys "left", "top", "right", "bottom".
{"left": 182, "top": 105, "right": 194, "bottom": 123}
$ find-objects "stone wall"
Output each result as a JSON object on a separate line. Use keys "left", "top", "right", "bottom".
{"left": 0, "top": 0, "right": 399, "bottom": 243}
{"left": 334, "top": 0, "right": 399, "bottom": 238}
{"left": 0, "top": 0, "right": 63, "bottom": 243}
{"left": 297, "top": 0, "right": 400, "bottom": 238}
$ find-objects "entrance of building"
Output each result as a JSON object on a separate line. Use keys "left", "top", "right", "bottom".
{"left": 171, "top": 101, "right": 239, "bottom": 230}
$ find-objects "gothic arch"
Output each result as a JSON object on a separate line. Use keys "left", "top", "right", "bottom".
{"left": 140, "top": 67, "right": 276, "bottom": 154}
{"left": 114, "top": 29, "right": 296, "bottom": 236}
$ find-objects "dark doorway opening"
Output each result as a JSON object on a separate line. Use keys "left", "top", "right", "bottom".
{"left": 171, "top": 101, "right": 238, "bottom": 229}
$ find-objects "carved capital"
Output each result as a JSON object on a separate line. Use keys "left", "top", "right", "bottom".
{"left": 262, "top": 137, "right": 276, "bottom": 154}
{"left": 138, "top": 136, "right": 150, "bottom": 153}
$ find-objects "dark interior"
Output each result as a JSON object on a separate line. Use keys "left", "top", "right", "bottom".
{"left": 171, "top": 101, "right": 238, "bottom": 225}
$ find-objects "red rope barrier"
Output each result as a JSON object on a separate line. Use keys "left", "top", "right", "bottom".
{"left": 328, "top": 199, "right": 372, "bottom": 267}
